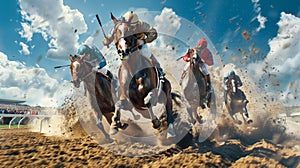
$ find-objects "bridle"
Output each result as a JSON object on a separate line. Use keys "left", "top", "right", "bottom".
{"left": 70, "top": 55, "right": 94, "bottom": 86}
{"left": 114, "top": 21, "right": 140, "bottom": 60}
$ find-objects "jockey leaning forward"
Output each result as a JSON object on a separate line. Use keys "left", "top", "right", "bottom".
{"left": 224, "top": 70, "right": 249, "bottom": 104}
{"left": 76, "top": 44, "right": 116, "bottom": 85}
{"left": 180, "top": 37, "right": 214, "bottom": 92}
{"left": 102, "top": 11, "right": 165, "bottom": 77}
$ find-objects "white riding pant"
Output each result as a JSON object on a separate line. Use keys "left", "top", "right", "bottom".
{"left": 98, "top": 67, "right": 108, "bottom": 74}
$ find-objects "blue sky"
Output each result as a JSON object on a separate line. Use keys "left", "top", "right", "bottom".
{"left": 0, "top": 0, "right": 300, "bottom": 106}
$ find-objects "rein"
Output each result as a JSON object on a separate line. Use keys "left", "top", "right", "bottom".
{"left": 71, "top": 60, "right": 95, "bottom": 83}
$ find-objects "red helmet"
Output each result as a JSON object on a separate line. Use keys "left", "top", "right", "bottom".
{"left": 198, "top": 38, "right": 207, "bottom": 48}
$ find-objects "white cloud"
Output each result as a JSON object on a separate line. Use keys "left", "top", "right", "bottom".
{"left": 248, "top": 12, "right": 300, "bottom": 106}
{"left": 18, "top": 42, "right": 30, "bottom": 55}
{"left": 19, "top": 22, "right": 33, "bottom": 41}
{"left": 251, "top": 0, "right": 267, "bottom": 32}
{"left": 18, "top": 0, "right": 88, "bottom": 59}
{"left": 0, "top": 51, "right": 67, "bottom": 107}
{"left": 281, "top": 81, "right": 300, "bottom": 106}
{"left": 154, "top": 8, "right": 181, "bottom": 37}
{"left": 256, "top": 14, "right": 267, "bottom": 32}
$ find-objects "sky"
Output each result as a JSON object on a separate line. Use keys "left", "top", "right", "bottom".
{"left": 0, "top": 0, "right": 300, "bottom": 107}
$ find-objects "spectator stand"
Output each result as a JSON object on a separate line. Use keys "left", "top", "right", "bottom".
{"left": 0, "top": 99, "right": 54, "bottom": 132}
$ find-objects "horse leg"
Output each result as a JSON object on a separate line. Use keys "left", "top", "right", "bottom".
{"left": 242, "top": 106, "right": 253, "bottom": 124}
{"left": 109, "top": 105, "right": 128, "bottom": 135}
{"left": 225, "top": 98, "right": 242, "bottom": 125}
{"left": 164, "top": 81, "right": 176, "bottom": 138}
{"left": 147, "top": 107, "right": 161, "bottom": 129}
{"left": 93, "top": 110, "right": 112, "bottom": 140}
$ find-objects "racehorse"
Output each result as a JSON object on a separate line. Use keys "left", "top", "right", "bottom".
{"left": 225, "top": 77, "right": 253, "bottom": 124}
{"left": 180, "top": 50, "right": 211, "bottom": 123}
{"left": 109, "top": 13, "right": 176, "bottom": 138}
{"left": 69, "top": 54, "right": 127, "bottom": 140}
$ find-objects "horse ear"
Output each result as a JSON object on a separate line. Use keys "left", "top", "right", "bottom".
{"left": 69, "top": 54, "right": 74, "bottom": 62}
{"left": 111, "top": 12, "right": 118, "bottom": 24}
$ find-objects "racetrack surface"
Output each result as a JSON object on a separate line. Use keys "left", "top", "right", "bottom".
{"left": 0, "top": 125, "right": 299, "bottom": 168}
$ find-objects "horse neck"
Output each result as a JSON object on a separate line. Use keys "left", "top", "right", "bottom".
{"left": 228, "top": 78, "right": 236, "bottom": 92}
{"left": 81, "top": 64, "right": 96, "bottom": 92}
{"left": 190, "top": 62, "right": 200, "bottom": 77}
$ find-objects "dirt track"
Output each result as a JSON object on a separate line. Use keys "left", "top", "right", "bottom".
{"left": 0, "top": 128, "right": 299, "bottom": 168}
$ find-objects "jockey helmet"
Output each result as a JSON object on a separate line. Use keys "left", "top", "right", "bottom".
{"left": 198, "top": 37, "right": 208, "bottom": 48}
{"left": 229, "top": 70, "right": 236, "bottom": 76}
{"left": 77, "top": 44, "right": 91, "bottom": 56}
{"left": 123, "top": 11, "right": 139, "bottom": 24}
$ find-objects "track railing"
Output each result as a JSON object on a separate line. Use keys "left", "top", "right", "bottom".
{"left": 0, "top": 114, "right": 52, "bottom": 132}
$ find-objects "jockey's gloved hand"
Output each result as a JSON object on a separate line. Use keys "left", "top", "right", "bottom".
{"left": 102, "top": 35, "right": 113, "bottom": 47}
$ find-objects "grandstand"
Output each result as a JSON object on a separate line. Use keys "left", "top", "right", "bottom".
{"left": 0, "top": 98, "right": 26, "bottom": 105}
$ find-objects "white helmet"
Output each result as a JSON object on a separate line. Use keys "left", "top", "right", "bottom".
{"left": 123, "top": 11, "right": 139, "bottom": 24}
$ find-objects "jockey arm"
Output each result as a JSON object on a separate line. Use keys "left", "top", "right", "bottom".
{"left": 102, "top": 34, "right": 114, "bottom": 47}
{"left": 183, "top": 52, "right": 191, "bottom": 62}
{"left": 135, "top": 21, "right": 158, "bottom": 45}
{"left": 235, "top": 75, "right": 243, "bottom": 87}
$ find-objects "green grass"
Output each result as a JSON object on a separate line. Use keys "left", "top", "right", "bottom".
{"left": 0, "top": 124, "right": 30, "bottom": 129}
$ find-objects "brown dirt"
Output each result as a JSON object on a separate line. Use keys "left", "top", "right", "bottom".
{"left": 0, "top": 128, "right": 299, "bottom": 168}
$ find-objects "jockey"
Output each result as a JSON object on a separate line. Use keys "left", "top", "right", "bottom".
{"left": 77, "top": 44, "right": 113, "bottom": 81}
{"left": 224, "top": 70, "right": 243, "bottom": 88}
{"left": 180, "top": 38, "right": 213, "bottom": 92}
{"left": 224, "top": 70, "right": 251, "bottom": 124}
{"left": 102, "top": 11, "right": 165, "bottom": 77}
{"left": 224, "top": 70, "right": 248, "bottom": 103}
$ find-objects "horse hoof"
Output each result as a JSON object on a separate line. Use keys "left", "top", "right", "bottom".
{"left": 234, "top": 120, "right": 242, "bottom": 125}
{"left": 109, "top": 127, "right": 119, "bottom": 135}
{"left": 167, "top": 123, "right": 176, "bottom": 139}
{"left": 247, "top": 119, "right": 253, "bottom": 124}
{"left": 104, "top": 137, "right": 114, "bottom": 143}
{"left": 152, "top": 118, "right": 161, "bottom": 129}
{"left": 200, "top": 103, "right": 206, "bottom": 109}
{"left": 120, "top": 123, "right": 128, "bottom": 130}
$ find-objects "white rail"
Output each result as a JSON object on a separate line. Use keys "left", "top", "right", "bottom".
{"left": 0, "top": 114, "right": 52, "bottom": 132}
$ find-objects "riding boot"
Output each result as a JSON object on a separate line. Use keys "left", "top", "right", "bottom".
{"left": 106, "top": 70, "right": 113, "bottom": 81}
{"left": 105, "top": 70, "right": 119, "bottom": 92}
{"left": 179, "top": 70, "right": 187, "bottom": 85}
{"left": 243, "top": 107, "right": 253, "bottom": 124}
{"left": 150, "top": 55, "right": 165, "bottom": 77}
{"left": 206, "top": 74, "right": 212, "bottom": 92}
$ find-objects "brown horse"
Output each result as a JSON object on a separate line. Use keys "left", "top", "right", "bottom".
{"left": 69, "top": 54, "right": 127, "bottom": 140}
{"left": 180, "top": 50, "right": 212, "bottom": 123}
{"left": 225, "top": 77, "right": 253, "bottom": 124}
{"left": 109, "top": 13, "right": 176, "bottom": 138}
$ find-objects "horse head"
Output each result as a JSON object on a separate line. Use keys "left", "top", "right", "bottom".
{"left": 69, "top": 54, "right": 91, "bottom": 88}
{"left": 228, "top": 77, "right": 237, "bottom": 93}
{"left": 111, "top": 12, "right": 138, "bottom": 60}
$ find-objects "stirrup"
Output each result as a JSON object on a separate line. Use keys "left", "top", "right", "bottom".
{"left": 157, "top": 68, "right": 165, "bottom": 77}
